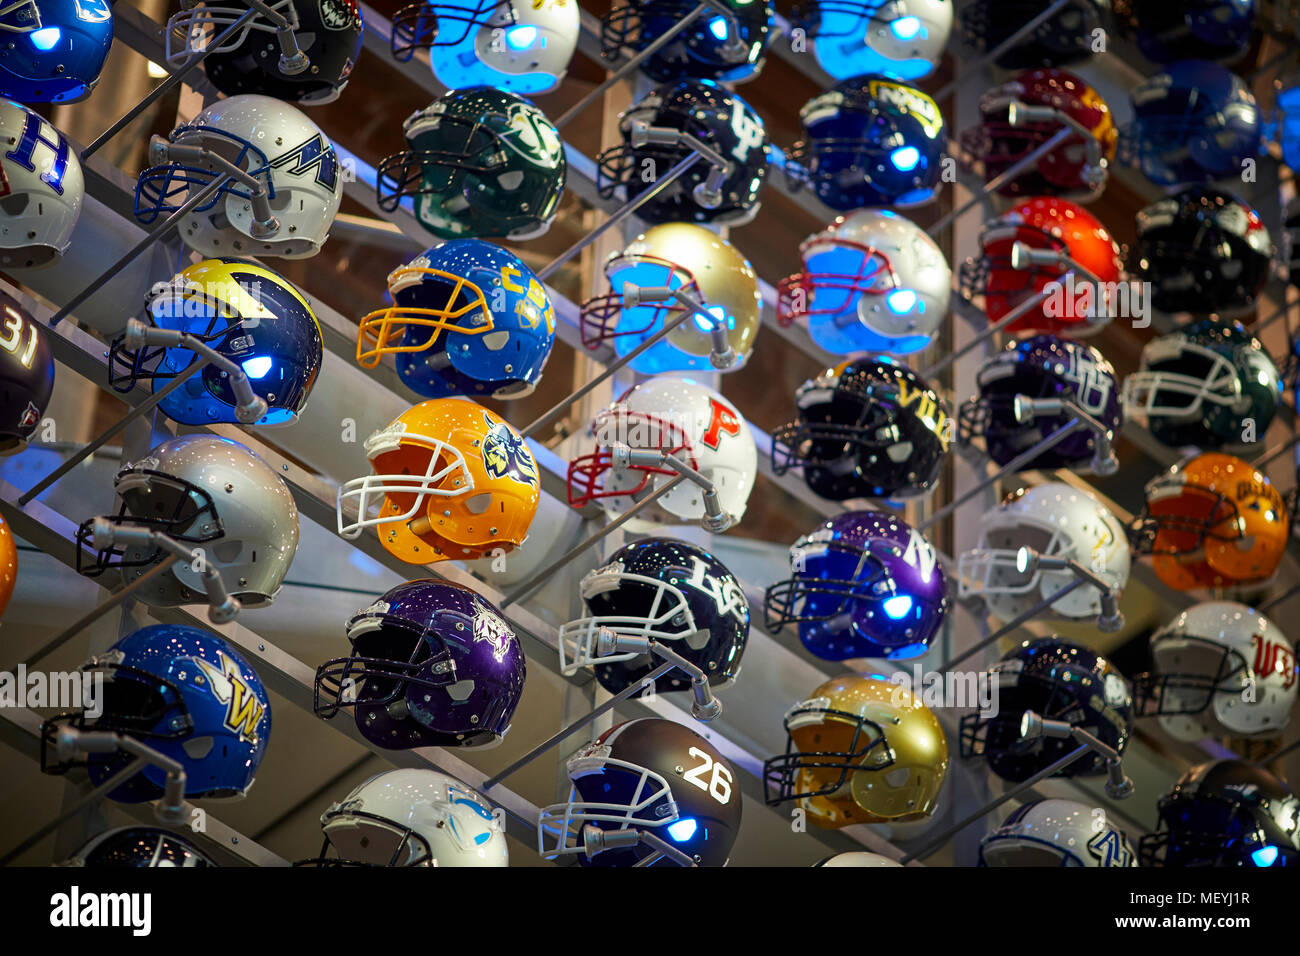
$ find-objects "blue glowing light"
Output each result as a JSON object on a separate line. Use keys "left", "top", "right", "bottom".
{"left": 890, "top": 145, "right": 920, "bottom": 171}
{"left": 890, "top": 16, "right": 921, "bottom": 40}
{"left": 667, "top": 818, "right": 698, "bottom": 842}
{"left": 883, "top": 595, "right": 913, "bottom": 619}
{"left": 1251, "top": 845, "right": 1279, "bottom": 867}
{"left": 708, "top": 17, "right": 728, "bottom": 40}
{"left": 242, "top": 356, "right": 273, "bottom": 379}
{"left": 887, "top": 290, "right": 917, "bottom": 313}
{"left": 695, "top": 305, "right": 727, "bottom": 331}
{"left": 30, "top": 27, "right": 61, "bottom": 50}
{"left": 505, "top": 25, "right": 537, "bottom": 49}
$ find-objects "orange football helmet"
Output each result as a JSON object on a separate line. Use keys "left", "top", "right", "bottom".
{"left": 0, "top": 512, "right": 15, "bottom": 618}
{"left": 1132, "top": 453, "right": 1290, "bottom": 591}
{"left": 337, "top": 398, "right": 540, "bottom": 564}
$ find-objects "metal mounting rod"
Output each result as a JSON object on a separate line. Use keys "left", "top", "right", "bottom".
{"left": 18, "top": 358, "right": 207, "bottom": 506}
{"left": 1259, "top": 578, "right": 1300, "bottom": 612}
{"left": 500, "top": 474, "right": 687, "bottom": 608}
{"left": 1249, "top": 297, "right": 1293, "bottom": 335}
{"left": 898, "top": 742, "right": 1090, "bottom": 864}
{"left": 940, "top": 576, "right": 1087, "bottom": 671}
{"left": 922, "top": 285, "right": 1059, "bottom": 380}
{"left": 80, "top": 7, "right": 259, "bottom": 161}
{"left": 933, "top": 0, "right": 1072, "bottom": 103}
{"left": 918, "top": 418, "right": 1085, "bottom": 531}
{"left": 481, "top": 661, "right": 675, "bottom": 790}
{"left": 555, "top": 3, "right": 710, "bottom": 129}
{"left": 48, "top": 174, "right": 234, "bottom": 329}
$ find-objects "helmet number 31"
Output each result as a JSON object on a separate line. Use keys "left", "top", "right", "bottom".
{"left": 683, "top": 746, "right": 733, "bottom": 804}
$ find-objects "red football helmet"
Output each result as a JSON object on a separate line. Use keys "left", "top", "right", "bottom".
{"left": 959, "top": 68, "right": 1116, "bottom": 199}
{"left": 959, "top": 197, "right": 1123, "bottom": 336}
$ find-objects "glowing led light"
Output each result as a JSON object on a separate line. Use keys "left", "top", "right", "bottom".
{"left": 667, "top": 818, "right": 698, "bottom": 842}
{"left": 882, "top": 595, "right": 913, "bottom": 619}
{"left": 708, "top": 16, "right": 728, "bottom": 40}
{"left": 694, "top": 305, "right": 727, "bottom": 331}
{"left": 890, "top": 145, "right": 920, "bottom": 171}
{"left": 890, "top": 16, "right": 921, "bottom": 40}
{"left": 505, "top": 25, "right": 537, "bottom": 49}
{"left": 1251, "top": 845, "right": 1279, "bottom": 866}
{"left": 242, "top": 356, "right": 273, "bottom": 379}
{"left": 30, "top": 27, "right": 61, "bottom": 50}
{"left": 886, "top": 290, "right": 917, "bottom": 313}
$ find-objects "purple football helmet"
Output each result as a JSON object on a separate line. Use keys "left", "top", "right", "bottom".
{"left": 959, "top": 334, "right": 1121, "bottom": 471}
{"left": 314, "top": 580, "right": 525, "bottom": 749}
{"left": 764, "top": 510, "right": 949, "bottom": 660}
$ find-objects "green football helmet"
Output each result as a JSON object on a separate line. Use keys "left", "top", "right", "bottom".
{"left": 377, "top": 87, "right": 567, "bottom": 241}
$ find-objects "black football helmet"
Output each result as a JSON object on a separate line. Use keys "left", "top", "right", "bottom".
{"left": 558, "top": 538, "right": 749, "bottom": 695}
{"left": 596, "top": 79, "right": 768, "bottom": 226}
{"left": 1122, "top": 0, "right": 1257, "bottom": 63}
{"left": 601, "top": 0, "right": 772, "bottom": 84}
{"left": 67, "top": 827, "right": 216, "bottom": 867}
{"left": 960, "top": 0, "right": 1110, "bottom": 69}
{"left": 1140, "top": 760, "right": 1300, "bottom": 867}
{"left": 0, "top": 289, "right": 54, "bottom": 455}
{"left": 771, "top": 357, "right": 950, "bottom": 501}
{"left": 1130, "top": 188, "right": 1273, "bottom": 316}
{"left": 959, "top": 637, "right": 1133, "bottom": 783}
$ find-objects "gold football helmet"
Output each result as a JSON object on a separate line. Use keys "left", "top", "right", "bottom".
{"left": 764, "top": 673, "right": 949, "bottom": 828}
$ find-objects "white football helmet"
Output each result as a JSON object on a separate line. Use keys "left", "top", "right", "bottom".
{"left": 815, "top": 851, "right": 904, "bottom": 867}
{"left": 0, "top": 100, "right": 84, "bottom": 269}
{"left": 779, "top": 209, "right": 951, "bottom": 355}
{"left": 1137, "top": 601, "right": 1297, "bottom": 742}
{"left": 957, "top": 482, "right": 1130, "bottom": 622}
{"left": 134, "top": 94, "right": 342, "bottom": 259}
{"left": 980, "top": 798, "right": 1137, "bottom": 867}
{"left": 567, "top": 374, "right": 757, "bottom": 530}
{"left": 318, "top": 769, "right": 507, "bottom": 867}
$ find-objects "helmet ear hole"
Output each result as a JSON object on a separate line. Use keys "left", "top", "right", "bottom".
{"left": 183, "top": 736, "right": 214, "bottom": 760}
{"left": 465, "top": 493, "right": 492, "bottom": 515}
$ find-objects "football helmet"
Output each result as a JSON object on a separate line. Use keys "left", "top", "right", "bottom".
{"left": 313, "top": 769, "right": 507, "bottom": 866}
{"left": 765, "top": 510, "right": 949, "bottom": 661}
{"left": 959, "top": 335, "right": 1121, "bottom": 471}
{"left": 67, "top": 827, "right": 216, "bottom": 867}
{"left": 41, "top": 624, "right": 271, "bottom": 803}
{"left": 770, "top": 358, "right": 950, "bottom": 501}
{"left": 1131, "top": 453, "right": 1289, "bottom": 591}
{"left": 601, "top": 0, "right": 771, "bottom": 84}
{"left": 1140, "top": 760, "right": 1300, "bottom": 867}
{"left": 76, "top": 435, "right": 299, "bottom": 608}
{"left": 391, "top": 0, "right": 580, "bottom": 94}
{"left": 0, "top": 288, "right": 54, "bottom": 454}
{"left": 764, "top": 674, "right": 948, "bottom": 828}
{"left": 815, "top": 851, "right": 903, "bottom": 866}
{"left": 777, "top": 209, "right": 950, "bottom": 355}
{"left": 538, "top": 718, "right": 742, "bottom": 867}
{"left": 134, "top": 93, "right": 341, "bottom": 259}
{"left": 567, "top": 375, "right": 756, "bottom": 528}
{"left": 959, "top": 637, "right": 1132, "bottom": 783}
{"left": 166, "top": 0, "right": 363, "bottom": 104}
{"left": 357, "top": 240, "right": 555, "bottom": 399}
{"left": 559, "top": 537, "right": 749, "bottom": 695}
{"left": 959, "top": 196, "right": 1124, "bottom": 336}
{"left": 959, "top": 0, "right": 1107, "bottom": 69}
{"left": 337, "top": 398, "right": 539, "bottom": 564}
{"left": 788, "top": 76, "right": 945, "bottom": 210}
{"left": 958, "top": 68, "right": 1115, "bottom": 199}
{"left": 377, "top": 88, "right": 565, "bottom": 242}
{"left": 1122, "top": 60, "right": 1260, "bottom": 185}
{"left": 1127, "top": 0, "right": 1256, "bottom": 63}
{"left": 596, "top": 80, "right": 768, "bottom": 226}
{"left": 0, "top": 100, "right": 83, "bottom": 269}
{"left": 0, "top": 513, "right": 16, "bottom": 620}
{"left": 1129, "top": 188, "right": 1272, "bottom": 316}
{"left": 580, "top": 223, "right": 761, "bottom": 373}
{"left": 1281, "top": 83, "right": 1300, "bottom": 175}
{"left": 0, "top": 0, "right": 112, "bottom": 103}
{"left": 795, "top": 0, "right": 951, "bottom": 81}
{"left": 108, "top": 257, "right": 323, "bottom": 427}
{"left": 979, "top": 798, "right": 1137, "bottom": 867}
{"left": 1122, "top": 319, "right": 1279, "bottom": 448}
{"left": 315, "top": 580, "right": 525, "bottom": 750}
{"left": 1135, "top": 602, "right": 1296, "bottom": 742}
{"left": 958, "top": 483, "right": 1130, "bottom": 623}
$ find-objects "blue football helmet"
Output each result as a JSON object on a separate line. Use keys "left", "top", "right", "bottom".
{"left": 0, "top": 0, "right": 113, "bottom": 103}
{"left": 1127, "top": 0, "right": 1256, "bottom": 64}
{"left": 788, "top": 76, "right": 946, "bottom": 210}
{"left": 1279, "top": 82, "right": 1300, "bottom": 172}
{"left": 796, "top": 0, "right": 952, "bottom": 81}
{"left": 357, "top": 239, "right": 556, "bottom": 400}
{"left": 601, "top": 0, "right": 772, "bottom": 84}
{"left": 1121, "top": 59, "right": 1260, "bottom": 185}
{"left": 41, "top": 625, "right": 271, "bottom": 804}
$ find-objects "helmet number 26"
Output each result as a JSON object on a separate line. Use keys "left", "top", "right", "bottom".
{"left": 683, "top": 746, "right": 733, "bottom": 804}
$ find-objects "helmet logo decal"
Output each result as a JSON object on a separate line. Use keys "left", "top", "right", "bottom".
{"left": 1087, "top": 827, "right": 1132, "bottom": 867}
{"left": 684, "top": 555, "right": 748, "bottom": 623}
{"left": 867, "top": 79, "right": 943, "bottom": 139}
{"left": 700, "top": 397, "right": 741, "bottom": 450}
{"left": 896, "top": 378, "right": 949, "bottom": 450}
{"left": 503, "top": 102, "right": 564, "bottom": 169}
{"left": 1061, "top": 349, "right": 1112, "bottom": 414}
{"left": 191, "top": 651, "right": 266, "bottom": 744}
{"left": 472, "top": 602, "right": 515, "bottom": 663}
{"left": 4, "top": 111, "right": 71, "bottom": 196}
{"left": 901, "top": 528, "right": 937, "bottom": 583}
{"left": 729, "top": 100, "right": 765, "bottom": 163}
{"left": 1252, "top": 634, "right": 1297, "bottom": 691}
{"left": 18, "top": 401, "right": 39, "bottom": 429}
{"left": 269, "top": 134, "right": 339, "bottom": 192}
{"left": 481, "top": 413, "right": 538, "bottom": 486}
{"left": 319, "top": 0, "right": 357, "bottom": 30}
{"left": 74, "top": 0, "right": 111, "bottom": 21}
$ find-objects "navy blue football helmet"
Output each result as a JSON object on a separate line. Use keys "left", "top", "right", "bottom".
{"left": 787, "top": 76, "right": 945, "bottom": 210}
{"left": 1126, "top": 0, "right": 1256, "bottom": 64}
{"left": 601, "top": 0, "right": 772, "bottom": 84}
{"left": 960, "top": 0, "right": 1108, "bottom": 69}
{"left": 0, "top": 0, "right": 113, "bottom": 103}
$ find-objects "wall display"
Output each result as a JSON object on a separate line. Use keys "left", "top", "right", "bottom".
{"left": 0, "top": 100, "right": 84, "bottom": 269}
{"left": 596, "top": 79, "right": 768, "bottom": 225}
{"left": 357, "top": 240, "right": 556, "bottom": 398}
{"left": 778, "top": 209, "right": 950, "bottom": 355}
{"left": 580, "top": 223, "right": 761, "bottom": 372}
{"left": 600, "top": 0, "right": 771, "bottom": 84}
{"left": 0, "top": 289, "right": 54, "bottom": 454}
{"left": 958, "top": 0, "right": 1108, "bottom": 69}
{"left": 794, "top": 0, "right": 952, "bottom": 82}
{"left": 391, "top": 0, "right": 580, "bottom": 94}
{"left": 1121, "top": 0, "right": 1257, "bottom": 64}
{"left": 0, "top": 0, "right": 113, "bottom": 104}
{"left": 377, "top": 89, "right": 566, "bottom": 242}
{"left": 166, "top": 0, "right": 364, "bottom": 104}
{"left": 315, "top": 579, "right": 526, "bottom": 749}
{"left": 337, "top": 398, "right": 540, "bottom": 563}
{"left": 559, "top": 537, "right": 749, "bottom": 693}
{"left": 66, "top": 827, "right": 218, "bottom": 868}
{"left": 764, "top": 510, "right": 948, "bottom": 661}
{"left": 979, "top": 798, "right": 1137, "bottom": 867}
{"left": 40, "top": 624, "right": 272, "bottom": 802}
{"left": 770, "top": 357, "right": 949, "bottom": 500}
